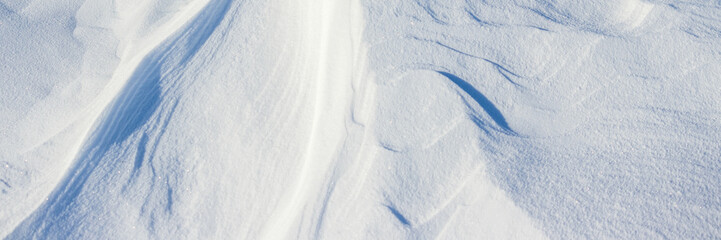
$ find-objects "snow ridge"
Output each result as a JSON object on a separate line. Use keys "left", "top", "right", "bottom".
{"left": 2, "top": 0, "right": 721, "bottom": 239}
{"left": 7, "top": 0, "right": 227, "bottom": 238}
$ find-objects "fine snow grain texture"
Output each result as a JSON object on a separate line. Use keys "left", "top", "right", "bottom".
{"left": 1, "top": 0, "right": 210, "bottom": 235}
{"left": 2, "top": 0, "right": 721, "bottom": 239}
{"left": 362, "top": 0, "right": 720, "bottom": 239}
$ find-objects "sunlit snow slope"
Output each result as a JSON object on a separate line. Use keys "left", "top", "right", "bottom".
{"left": 2, "top": 0, "right": 721, "bottom": 239}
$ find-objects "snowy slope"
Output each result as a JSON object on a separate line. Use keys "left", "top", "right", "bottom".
{"left": 2, "top": 0, "right": 721, "bottom": 239}
{"left": 363, "top": 1, "right": 721, "bottom": 239}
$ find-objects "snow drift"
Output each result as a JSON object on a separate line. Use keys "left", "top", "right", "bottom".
{"left": 1, "top": 0, "right": 720, "bottom": 239}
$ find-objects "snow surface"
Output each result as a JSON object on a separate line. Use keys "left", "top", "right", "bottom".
{"left": 1, "top": 0, "right": 721, "bottom": 239}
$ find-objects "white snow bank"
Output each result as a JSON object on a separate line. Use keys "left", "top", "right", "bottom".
{"left": 2, "top": 0, "right": 720, "bottom": 239}
{"left": 0, "top": 0, "right": 209, "bottom": 236}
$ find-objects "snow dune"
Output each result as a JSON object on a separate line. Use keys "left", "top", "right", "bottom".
{"left": 2, "top": 0, "right": 721, "bottom": 239}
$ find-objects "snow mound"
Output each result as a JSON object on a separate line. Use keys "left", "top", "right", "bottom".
{"left": 2, "top": 0, "right": 721, "bottom": 239}
{"left": 531, "top": 0, "right": 655, "bottom": 34}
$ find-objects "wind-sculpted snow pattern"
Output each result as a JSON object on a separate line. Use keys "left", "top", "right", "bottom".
{"left": 1, "top": 0, "right": 720, "bottom": 239}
